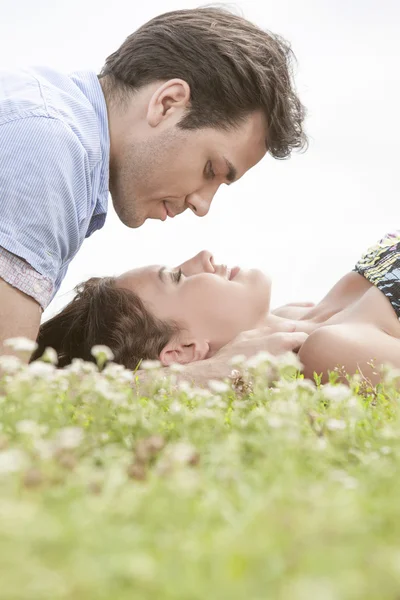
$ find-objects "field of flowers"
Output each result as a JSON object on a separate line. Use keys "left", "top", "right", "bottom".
{"left": 1, "top": 340, "right": 400, "bottom": 600}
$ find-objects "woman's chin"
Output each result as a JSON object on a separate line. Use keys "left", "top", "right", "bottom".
{"left": 251, "top": 269, "right": 272, "bottom": 316}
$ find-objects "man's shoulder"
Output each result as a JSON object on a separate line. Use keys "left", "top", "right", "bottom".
{"left": 0, "top": 67, "right": 62, "bottom": 121}
{"left": 0, "top": 67, "right": 103, "bottom": 168}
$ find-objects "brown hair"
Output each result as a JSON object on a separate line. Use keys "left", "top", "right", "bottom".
{"left": 99, "top": 7, "right": 306, "bottom": 158}
{"left": 30, "top": 277, "right": 179, "bottom": 369}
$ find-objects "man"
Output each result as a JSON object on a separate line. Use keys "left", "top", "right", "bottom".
{"left": 0, "top": 7, "right": 307, "bottom": 381}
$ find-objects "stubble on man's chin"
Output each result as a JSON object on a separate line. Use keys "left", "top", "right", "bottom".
{"left": 110, "top": 189, "right": 143, "bottom": 229}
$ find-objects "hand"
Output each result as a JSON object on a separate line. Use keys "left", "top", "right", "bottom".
{"left": 213, "top": 323, "right": 308, "bottom": 365}
{"left": 271, "top": 301, "right": 315, "bottom": 320}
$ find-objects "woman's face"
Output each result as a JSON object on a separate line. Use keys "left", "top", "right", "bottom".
{"left": 116, "top": 250, "right": 271, "bottom": 364}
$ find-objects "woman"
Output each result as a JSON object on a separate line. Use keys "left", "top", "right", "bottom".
{"left": 31, "top": 232, "right": 400, "bottom": 385}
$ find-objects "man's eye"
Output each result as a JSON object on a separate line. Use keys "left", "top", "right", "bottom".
{"left": 207, "top": 161, "right": 216, "bottom": 179}
{"left": 173, "top": 268, "right": 182, "bottom": 283}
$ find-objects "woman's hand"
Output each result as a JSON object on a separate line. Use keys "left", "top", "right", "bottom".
{"left": 212, "top": 320, "right": 309, "bottom": 364}
{"left": 271, "top": 301, "right": 315, "bottom": 320}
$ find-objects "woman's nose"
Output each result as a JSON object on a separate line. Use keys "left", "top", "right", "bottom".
{"left": 177, "top": 250, "right": 215, "bottom": 276}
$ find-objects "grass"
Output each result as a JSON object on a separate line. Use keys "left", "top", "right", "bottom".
{"left": 1, "top": 347, "right": 400, "bottom": 599}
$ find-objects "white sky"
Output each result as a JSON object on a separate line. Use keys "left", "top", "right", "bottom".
{"left": 1, "top": 0, "right": 399, "bottom": 317}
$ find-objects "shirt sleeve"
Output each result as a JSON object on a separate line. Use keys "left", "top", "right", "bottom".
{"left": 0, "top": 114, "right": 91, "bottom": 285}
{"left": 0, "top": 247, "right": 53, "bottom": 310}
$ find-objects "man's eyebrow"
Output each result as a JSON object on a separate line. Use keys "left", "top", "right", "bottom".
{"left": 224, "top": 157, "right": 237, "bottom": 184}
{"left": 158, "top": 266, "right": 166, "bottom": 282}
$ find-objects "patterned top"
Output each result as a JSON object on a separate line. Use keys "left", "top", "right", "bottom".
{"left": 354, "top": 230, "right": 400, "bottom": 319}
{"left": 0, "top": 67, "right": 110, "bottom": 309}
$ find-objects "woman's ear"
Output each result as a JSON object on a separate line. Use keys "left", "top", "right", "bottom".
{"left": 159, "top": 337, "right": 210, "bottom": 367}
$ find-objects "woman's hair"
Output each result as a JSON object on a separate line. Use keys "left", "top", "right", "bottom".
{"left": 99, "top": 7, "right": 306, "bottom": 159}
{"left": 30, "top": 277, "right": 180, "bottom": 369}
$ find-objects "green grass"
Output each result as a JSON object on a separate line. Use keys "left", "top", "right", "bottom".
{"left": 1, "top": 350, "right": 400, "bottom": 600}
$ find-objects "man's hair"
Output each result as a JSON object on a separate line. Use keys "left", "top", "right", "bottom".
{"left": 31, "top": 277, "right": 179, "bottom": 369}
{"left": 99, "top": 7, "right": 306, "bottom": 158}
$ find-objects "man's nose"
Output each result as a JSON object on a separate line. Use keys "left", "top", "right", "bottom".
{"left": 177, "top": 250, "right": 215, "bottom": 276}
{"left": 186, "top": 188, "right": 216, "bottom": 217}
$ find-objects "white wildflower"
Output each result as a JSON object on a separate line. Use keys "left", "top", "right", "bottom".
{"left": 56, "top": 426, "right": 84, "bottom": 449}
{"left": 118, "top": 370, "right": 134, "bottom": 384}
{"left": 208, "top": 379, "right": 229, "bottom": 393}
{"left": 0, "top": 449, "right": 27, "bottom": 474}
{"left": 296, "top": 378, "right": 316, "bottom": 392}
{"left": 169, "top": 362, "right": 185, "bottom": 372}
{"left": 103, "top": 362, "right": 124, "bottom": 376}
{"left": 66, "top": 358, "right": 97, "bottom": 375}
{"left": 229, "top": 354, "right": 246, "bottom": 366}
{"left": 276, "top": 351, "right": 303, "bottom": 371}
{"left": 93, "top": 378, "right": 126, "bottom": 405}
{"left": 93, "top": 377, "right": 113, "bottom": 398}
{"left": 380, "top": 425, "right": 398, "bottom": 440}
{"left": 192, "top": 387, "right": 213, "bottom": 399}
{"left": 381, "top": 446, "right": 392, "bottom": 455}
{"left": 16, "top": 420, "right": 41, "bottom": 436}
{"left": 141, "top": 359, "right": 162, "bottom": 370}
{"left": 4, "top": 337, "right": 37, "bottom": 353}
{"left": 91, "top": 345, "right": 114, "bottom": 363}
{"left": 190, "top": 408, "right": 216, "bottom": 420}
{"left": 178, "top": 381, "right": 192, "bottom": 393}
{"left": 169, "top": 401, "right": 182, "bottom": 414}
{"left": 0, "top": 355, "right": 21, "bottom": 373}
{"left": 322, "top": 383, "right": 352, "bottom": 403}
{"left": 27, "top": 361, "right": 56, "bottom": 377}
{"left": 315, "top": 438, "right": 327, "bottom": 451}
{"left": 382, "top": 366, "right": 400, "bottom": 383}
{"left": 246, "top": 351, "right": 276, "bottom": 369}
{"left": 32, "top": 438, "right": 54, "bottom": 460}
{"left": 267, "top": 415, "right": 284, "bottom": 429}
{"left": 167, "top": 442, "right": 198, "bottom": 464}
{"left": 331, "top": 470, "right": 358, "bottom": 490}
{"left": 205, "top": 396, "right": 226, "bottom": 409}
{"left": 40, "top": 346, "right": 58, "bottom": 365}
{"left": 342, "top": 476, "right": 358, "bottom": 490}
{"left": 326, "top": 418, "right": 346, "bottom": 431}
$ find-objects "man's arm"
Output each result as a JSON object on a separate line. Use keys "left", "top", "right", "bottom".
{"left": 0, "top": 278, "right": 41, "bottom": 358}
{"left": 298, "top": 323, "right": 400, "bottom": 386}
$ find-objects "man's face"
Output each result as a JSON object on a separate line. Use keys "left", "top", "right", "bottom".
{"left": 109, "top": 109, "right": 268, "bottom": 228}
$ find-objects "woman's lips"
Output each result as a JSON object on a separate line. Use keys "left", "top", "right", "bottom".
{"left": 229, "top": 266, "right": 240, "bottom": 280}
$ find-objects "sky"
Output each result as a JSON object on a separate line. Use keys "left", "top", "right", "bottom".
{"left": 1, "top": 0, "right": 399, "bottom": 317}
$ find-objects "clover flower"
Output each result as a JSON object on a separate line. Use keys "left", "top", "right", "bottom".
{"left": 208, "top": 379, "right": 229, "bottom": 393}
{"left": 91, "top": 345, "right": 114, "bottom": 368}
{"left": 0, "top": 449, "right": 27, "bottom": 474}
{"left": 56, "top": 427, "right": 84, "bottom": 450}
{"left": 0, "top": 355, "right": 22, "bottom": 374}
{"left": 322, "top": 383, "right": 352, "bottom": 403}
{"left": 4, "top": 337, "right": 37, "bottom": 353}
{"left": 326, "top": 418, "right": 346, "bottom": 431}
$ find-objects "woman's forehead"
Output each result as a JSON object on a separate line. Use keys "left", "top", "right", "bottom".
{"left": 115, "top": 265, "right": 162, "bottom": 291}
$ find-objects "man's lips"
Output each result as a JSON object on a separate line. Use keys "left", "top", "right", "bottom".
{"left": 164, "top": 201, "right": 176, "bottom": 218}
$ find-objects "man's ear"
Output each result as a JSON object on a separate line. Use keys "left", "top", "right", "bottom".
{"left": 147, "top": 79, "right": 191, "bottom": 127}
{"left": 159, "top": 337, "right": 210, "bottom": 367}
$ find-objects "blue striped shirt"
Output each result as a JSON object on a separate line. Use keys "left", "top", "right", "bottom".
{"left": 0, "top": 67, "right": 110, "bottom": 307}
